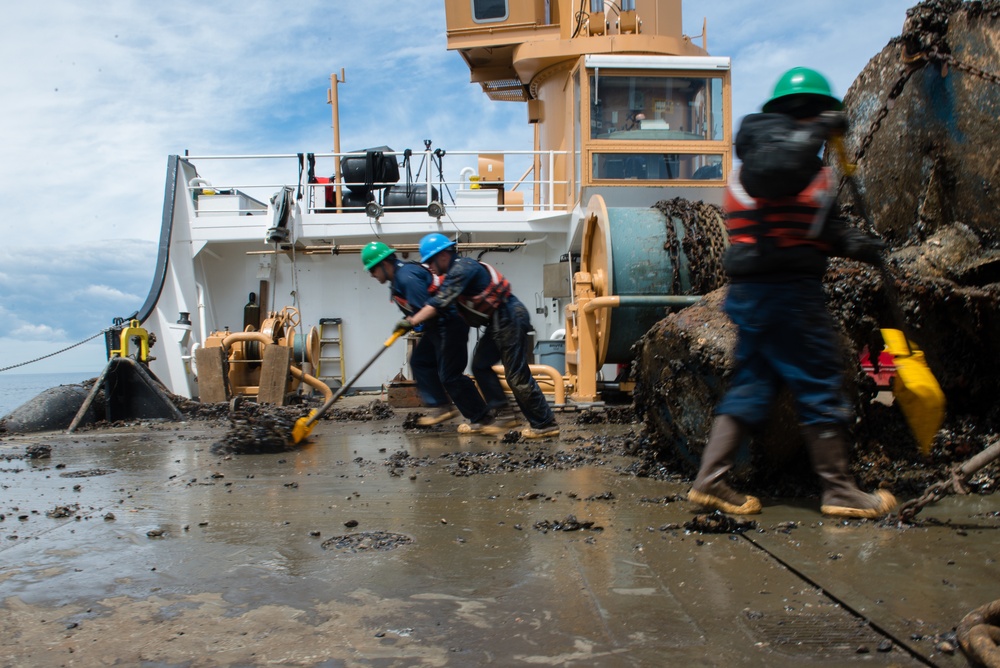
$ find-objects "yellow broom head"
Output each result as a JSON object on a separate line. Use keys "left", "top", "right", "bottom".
{"left": 881, "top": 328, "right": 945, "bottom": 455}
{"left": 291, "top": 408, "right": 319, "bottom": 445}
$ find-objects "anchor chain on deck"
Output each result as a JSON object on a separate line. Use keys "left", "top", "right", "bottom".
{"left": 896, "top": 439, "right": 1000, "bottom": 522}
{"left": 957, "top": 599, "right": 1000, "bottom": 668}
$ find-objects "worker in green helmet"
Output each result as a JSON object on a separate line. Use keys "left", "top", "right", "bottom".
{"left": 688, "top": 67, "right": 897, "bottom": 520}
{"left": 402, "top": 233, "right": 559, "bottom": 440}
{"left": 361, "top": 241, "right": 488, "bottom": 428}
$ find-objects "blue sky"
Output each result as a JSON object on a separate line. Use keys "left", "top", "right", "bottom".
{"left": 0, "top": 0, "right": 916, "bottom": 374}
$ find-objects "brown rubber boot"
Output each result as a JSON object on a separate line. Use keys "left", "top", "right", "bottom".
{"left": 688, "top": 415, "right": 762, "bottom": 515}
{"left": 802, "top": 424, "right": 897, "bottom": 519}
{"left": 416, "top": 405, "right": 459, "bottom": 427}
{"left": 479, "top": 407, "right": 522, "bottom": 436}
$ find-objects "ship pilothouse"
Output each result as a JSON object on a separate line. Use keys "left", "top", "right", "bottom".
{"left": 445, "top": 0, "right": 731, "bottom": 217}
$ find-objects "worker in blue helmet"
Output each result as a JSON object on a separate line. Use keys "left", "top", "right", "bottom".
{"left": 400, "top": 233, "right": 559, "bottom": 439}
{"left": 362, "top": 240, "right": 488, "bottom": 428}
{"left": 688, "top": 67, "right": 897, "bottom": 519}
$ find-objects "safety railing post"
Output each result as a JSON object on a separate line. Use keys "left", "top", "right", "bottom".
{"left": 426, "top": 148, "right": 433, "bottom": 208}
{"left": 548, "top": 151, "right": 555, "bottom": 211}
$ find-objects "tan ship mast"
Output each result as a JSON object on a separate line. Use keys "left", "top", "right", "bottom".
{"left": 444, "top": 0, "right": 731, "bottom": 213}
{"left": 446, "top": 1, "right": 733, "bottom": 402}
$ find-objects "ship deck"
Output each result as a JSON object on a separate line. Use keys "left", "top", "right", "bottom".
{"left": 1, "top": 398, "right": 997, "bottom": 666}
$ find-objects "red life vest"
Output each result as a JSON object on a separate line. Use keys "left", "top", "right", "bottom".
{"left": 426, "top": 272, "right": 444, "bottom": 295}
{"left": 457, "top": 262, "right": 511, "bottom": 327}
{"left": 725, "top": 166, "right": 836, "bottom": 251}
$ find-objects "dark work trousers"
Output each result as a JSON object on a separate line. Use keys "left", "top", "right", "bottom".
{"left": 409, "top": 324, "right": 450, "bottom": 408}
{"left": 716, "top": 279, "right": 853, "bottom": 428}
{"left": 471, "top": 296, "right": 555, "bottom": 429}
{"left": 430, "top": 315, "right": 490, "bottom": 422}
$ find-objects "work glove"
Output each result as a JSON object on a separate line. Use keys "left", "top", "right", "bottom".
{"left": 394, "top": 319, "right": 414, "bottom": 334}
{"left": 817, "top": 110, "right": 849, "bottom": 138}
{"left": 843, "top": 233, "right": 886, "bottom": 266}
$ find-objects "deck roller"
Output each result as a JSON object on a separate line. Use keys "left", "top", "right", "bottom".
{"left": 565, "top": 194, "right": 717, "bottom": 402}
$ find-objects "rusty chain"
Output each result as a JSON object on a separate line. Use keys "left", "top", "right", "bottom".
{"left": 0, "top": 329, "right": 109, "bottom": 373}
{"left": 846, "top": 42, "right": 1000, "bottom": 171}
{"left": 690, "top": 202, "right": 730, "bottom": 292}
{"left": 850, "top": 64, "right": 918, "bottom": 166}
{"left": 663, "top": 213, "right": 682, "bottom": 295}
{"left": 895, "top": 438, "right": 1000, "bottom": 522}
{"left": 926, "top": 45, "right": 1000, "bottom": 86}
{"left": 654, "top": 199, "right": 728, "bottom": 295}
{"left": 957, "top": 598, "right": 1000, "bottom": 668}
{"left": 896, "top": 478, "right": 955, "bottom": 523}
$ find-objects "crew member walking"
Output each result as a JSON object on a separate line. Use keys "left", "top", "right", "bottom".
{"left": 688, "top": 67, "right": 897, "bottom": 519}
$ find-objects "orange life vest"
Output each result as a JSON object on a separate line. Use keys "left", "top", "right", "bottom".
{"left": 425, "top": 272, "right": 445, "bottom": 295}
{"left": 725, "top": 166, "right": 836, "bottom": 251}
{"left": 457, "top": 262, "right": 511, "bottom": 327}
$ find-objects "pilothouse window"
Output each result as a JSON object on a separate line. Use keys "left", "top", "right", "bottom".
{"left": 472, "top": 0, "right": 508, "bottom": 22}
{"left": 590, "top": 74, "right": 723, "bottom": 141}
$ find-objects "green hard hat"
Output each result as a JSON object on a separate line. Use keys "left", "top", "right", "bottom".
{"left": 762, "top": 67, "right": 842, "bottom": 115}
{"left": 361, "top": 241, "right": 395, "bottom": 271}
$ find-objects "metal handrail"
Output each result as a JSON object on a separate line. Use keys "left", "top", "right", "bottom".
{"left": 183, "top": 148, "right": 571, "bottom": 216}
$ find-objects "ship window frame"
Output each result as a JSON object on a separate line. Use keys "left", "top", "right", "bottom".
{"left": 587, "top": 70, "right": 725, "bottom": 143}
{"left": 589, "top": 151, "right": 726, "bottom": 183}
{"left": 573, "top": 64, "right": 583, "bottom": 206}
{"left": 471, "top": 0, "right": 509, "bottom": 23}
{"left": 580, "top": 62, "right": 731, "bottom": 187}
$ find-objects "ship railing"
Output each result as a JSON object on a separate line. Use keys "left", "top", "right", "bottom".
{"left": 183, "top": 149, "right": 570, "bottom": 218}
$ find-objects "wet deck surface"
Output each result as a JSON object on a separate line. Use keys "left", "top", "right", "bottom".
{"left": 1, "top": 400, "right": 997, "bottom": 666}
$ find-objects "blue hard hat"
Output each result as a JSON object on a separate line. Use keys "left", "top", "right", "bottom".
{"left": 419, "top": 233, "right": 456, "bottom": 263}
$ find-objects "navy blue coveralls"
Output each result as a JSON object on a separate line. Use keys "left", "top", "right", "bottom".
{"left": 390, "top": 259, "right": 488, "bottom": 421}
{"left": 427, "top": 256, "right": 556, "bottom": 430}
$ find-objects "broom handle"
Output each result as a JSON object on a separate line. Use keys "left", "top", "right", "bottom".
{"left": 831, "top": 137, "right": 917, "bottom": 357}
{"left": 304, "top": 328, "right": 404, "bottom": 429}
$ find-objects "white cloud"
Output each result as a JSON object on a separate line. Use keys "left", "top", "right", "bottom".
{"left": 74, "top": 285, "right": 142, "bottom": 302}
{"left": 0, "top": 1, "right": 918, "bottom": 239}
{"left": 11, "top": 324, "right": 68, "bottom": 340}
{"left": 684, "top": 0, "right": 914, "bottom": 123}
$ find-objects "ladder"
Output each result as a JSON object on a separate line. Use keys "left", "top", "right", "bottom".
{"left": 317, "top": 318, "right": 345, "bottom": 388}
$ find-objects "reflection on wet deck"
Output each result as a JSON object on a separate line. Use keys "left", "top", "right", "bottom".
{"left": 0, "top": 410, "right": 996, "bottom": 666}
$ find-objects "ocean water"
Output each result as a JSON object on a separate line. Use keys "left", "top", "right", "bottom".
{"left": 0, "top": 371, "right": 100, "bottom": 418}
